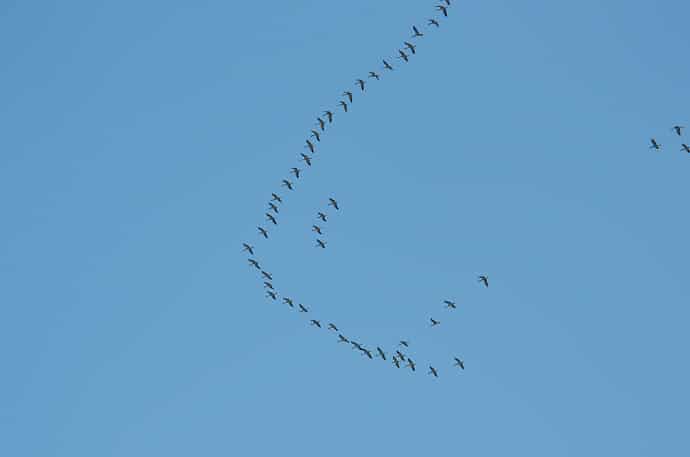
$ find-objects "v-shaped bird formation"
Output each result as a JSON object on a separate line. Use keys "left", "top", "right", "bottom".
{"left": 243, "top": 1, "right": 483, "bottom": 379}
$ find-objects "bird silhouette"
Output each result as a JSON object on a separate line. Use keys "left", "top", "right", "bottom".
{"left": 328, "top": 323, "right": 338, "bottom": 331}
{"left": 454, "top": 357, "right": 465, "bottom": 370}
{"left": 317, "top": 212, "right": 328, "bottom": 222}
{"left": 281, "top": 179, "right": 294, "bottom": 191}
{"left": 312, "top": 225, "right": 323, "bottom": 235}
{"left": 283, "top": 297, "right": 294, "bottom": 307}
{"left": 305, "top": 140, "right": 315, "bottom": 154}
{"left": 428, "top": 366, "right": 439, "bottom": 378}
{"left": 266, "top": 291, "right": 277, "bottom": 300}
{"left": 328, "top": 198, "right": 339, "bottom": 210}
{"left": 323, "top": 111, "right": 334, "bottom": 123}
{"left": 392, "top": 357, "right": 401, "bottom": 368}
{"left": 248, "top": 259, "right": 261, "bottom": 269}
{"left": 682, "top": 144, "right": 690, "bottom": 153}
{"left": 478, "top": 275, "right": 489, "bottom": 288}
{"left": 383, "top": 59, "right": 394, "bottom": 71}
{"left": 242, "top": 243, "right": 255, "bottom": 255}
{"left": 442, "top": 0, "right": 451, "bottom": 5}
{"left": 397, "top": 49, "right": 409, "bottom": 62}
{"left": 368, "top": 71, "right": 380, "bottom": 80}
{"left": 444, "top": 300, "right": 457, "bottom": 309}
{"left": 428, "top": 18, "right": 440, "bottom": 27}
{"left": 316, "top": 239, "right": 326, "bottom": 249}
{"left": 376, "top": 347, "right": 387, "bottom": 360}
{"left": 396, "top": 350, "right": 407, "bottom": 361}
{"left": 268, "top": 202, "right": 279, "bottom": 214}
{"left": 649, "top": 139, "right": 661, "bottom": 150}
{"left": 298, "top": 304, "right": 309, "bottom": 313}
{"left": 338, "top": 334, "right": 349, "bottom": 343}
{"left": 290, "top": 168, "right": 301, "bottom": 179}
{"left": 351, "top": 341, "right": 363, "bottom": 351}
{"left": 310, "top": 319, "right": 322, "bottom": 328}
{"left": 300, "top": 153, "right": 313, "bottom": 166}
{"left": 310, "top": 130, "right": 321, "bottom": 142}
{"left": 412, "top": 25, "right": 424, "bottom": 37}
{"left": 430, "top": 318, "right": 440, "bottom": 327}
{"left": 271, "top": 193, "right": 282, "bottom": 203}
{"left": 339, "top": 100, "right": 348, "bottom": 112}
{"left": 406, "top": 358, "right": 416, "bottom": 371}
{"left": 436, "top": 4, "right": 448, "bottom": 16}
{"left": 316, "top": 117, "right": 326, "bottom": 131}
{"left": 672, "top": 125, "right": 684, "bottom": 136}
{"left": 263, "top": 281, "right": 273, "bottom": 290}
{"left": 343, "top": 91, "right": 353, "bottom": 103}
{"left": 403, "top": 41, "right": 417, "bottom": 54}
{"left": 265, "top": 213, "right": 277, "bottom": 225}
{"left": 355, "top": 79, "right": 365, "bottom": 91}
{"left": 361, "top": 348, "right": 373, "bottom": 359}
{"left": 261, "top": 270, "right": 273, "bottom": 281}
{"left": 399, "top": 340, "right": 410, "bottom": 348}
{"left": 258, "top": 226, "right": 269, "bottom": 239}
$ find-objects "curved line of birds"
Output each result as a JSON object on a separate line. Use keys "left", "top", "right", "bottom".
{"left": 649, "top": 125, "right": 686, "bottom": 152}
{"left": 242, "top": 1, "right": 481, "bottom": 379}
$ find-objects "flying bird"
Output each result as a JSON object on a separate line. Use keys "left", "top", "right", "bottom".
{"left": 428, "top": 366, "right": 439, "bottom": 378}
{"left": 248, "top": 259, "right": 261, "bottom": 270}
{"left": 397, "top": 50, "right": 409, "bottom": 62}
{"left": 298, "top": 304, "right": 309, "bottom": 313}
{"left": 290, "top": 168, "right": 301, "bottom": 179}
{"left": 368, "top": 71, "right": 380, "bottom": 80}
{"left": 312, "top": 225, "right": 323, "bottom": 235}
{"left": 305, "top": 140, "right": 315, "bottom": 153}
{"left": 682, "top": 144, "right": 690, "bottom": 153}
{"left": 672, "top": 125, "right": 684, "bottom": 136}
{"left": 281, "top": 179, "right": 294, "bottom": 191}
{"left": 395, "top": 350, "right": 407, "bottom": 361}
{"left": 265, "top": 213, "right": 277, "bottom": 225}
{"left": 399, "top": 340, "right": 409, "bottom": 348}
{"left": 316, "top": 239, "right": 326, "bottom": 249}
{"left": 343, "top": 91, "right": 353, "bottom": 103}
{"left": 403, "top": 41, "right": 416, "bottom": 54}
{"left": 316, "top": 117, "right": 326, "bottom": 131}
{"left": 258, "top": 226, "right": 269, "bottom": 238}
{"left": 242, "top": 243, "right": 255, "bottom": 255}
{"left": 444, "top": 300, "right": 457, "bottom": 309}
{"left": 392, "top": 357, "right": 401, "bottom": 368}
{"left": 361, "top": 348, "right": 373, "bottom": 359}
{"left": 355, "top": 79, "right": 365, "bottom": 91}
{"left": 351, "top": 341, "right": 363, "bottom": 351}
{"left": 266, "top": 291, "right": 277, "bottom": 300}
{"left": 300, "top": 153, "right": 313, "bottom": 166}
{"left": 442, "top": 0, "right": 451, "bottom": 5}
{"left": 412, "top": 25, "right": 424, "bottom": 37}
{"left": 261, "top": 270, "right": 273, "bottom": 281}
{"left": 376, "top": 347, "right": 387, "bottom": 360}
{"left": 649, "top": 139, "right": 661, "bottom": 150}
{"left": 338, "top": 334, "right": 349, "bottom": 343}
{"left": 268, "top": 202, "right": 279, "bottom": 214}
{"left": 339, "top": 100, "right": 348, "bottom": 112}
{"left": 478, "top": 275, "right": 489, "bottom": 288}
{"left": 310, "top": 130, "right": 321, "bottom": 142}
{"left": 271, "top": 193, "right": 282, "bottom": 203}
{"left": 454, "top": 357, "right": 465, "bottom": 370}
{"left": 317, "top": 212, "right": 328, "bottom": 222}
{"left": 406, "top": 358, "right": 416, "bottom": 371}
{"left": 323, "top": 111, "right": 334, "bottom": 123}
{"left": 430, "top": 318, "right": 440, "bottom": 327}
{"left": 328, "top": 323, "right": 338, "bottom": 331}
{"left": 436, "top": 4, "right": 448, "bottom": 16}
{"left": 383, "top": 59, "right": 394, "bottom": 71}
{"left": 428, "top": 18, "right": 440, "bottom": 27}
{"left": 328, "top": 198, "right": 339, "bottom": 210}
{"left": 283, "top": 297, "right": 294, "bottom": 307}
{"left": 263, "top": 281, "right": 273, "bottom": 290}
{"left": 310, "top": 319, "right": 322, "bottom": 328}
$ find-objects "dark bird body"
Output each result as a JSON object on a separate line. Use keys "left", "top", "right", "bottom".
{"left": 316, "top": 239, "right": 326, "bottom": 249}
{"left": 300, "top": 153, "right": 313, "bottom": 166}
{"left": 242, "top": 243, "right": 255, "bottom": 255}
{"left": 248, "top": 259, "right": 261, "bottom": 269}
{"left": 265, "top": 213, "right": 277, "bottom": 225}
{"left": 310, "top": 319, "right": 322, "bottom": 328}
{"left": 312, "top": 225, "right": 323, "bottom": 235}
{"left": 412, "top": 25, "right": 424, "bottom": 37}
{"left": 290, "top": 168, "right": 301, "bottom": 179}
{"left": 258, "top": 226, "right": 269, "bottom": 238}
{"left": 650, "top": 139, "right": 661, "bottom": 150}
{"left": 328, "top": 198, "right": 339, "bottom": 210}
{"left": 682, "top": 144, "right": 690, "bottom": 153}
{"left": 454, "top": 357, "right": 465, "bottom": 370}
{"left": 478, "top": 275, "right": 489, "bottom": 287}
{"left": 281, "top": 179, "right": 294, "bottom": 191}
{"left": 298, "top": 304, "right": 309, "bottom": 313}
{"left": 430, "top": 318, "right": 440, "bottom": 327}
{"left": 428, "top": 366, "right": 439, "bottom": 378}
{"left": 317, "top": 212, "right": 328, "bottom": 222}
{"left": 261, "top": 270, "right": 273, "bottom": 281}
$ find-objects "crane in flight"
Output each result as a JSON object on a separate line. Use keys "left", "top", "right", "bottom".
{"left": 242, "top": 243, "right": 255, "bottom": 255}
{"left": 454, "top": 358, "right": 465, "bottom": 370}
{"left": 478, "top": 275, "right": 489, "bottom": 288}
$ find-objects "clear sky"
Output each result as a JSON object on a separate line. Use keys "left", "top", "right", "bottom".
{"left": 1, "top": 1, "right": 689, "bottom": 455}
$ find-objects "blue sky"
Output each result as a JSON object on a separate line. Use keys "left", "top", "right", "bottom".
{"left": 1, "top": 1, "right": 689, "bottom": 455}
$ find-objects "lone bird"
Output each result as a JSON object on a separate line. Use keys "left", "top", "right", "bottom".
{"left": 368, "top": 71, "right": 380, "bottom": 80}
{"left": 328, "top": 198, "right": 339, "bottom": 210}
{"left": 403, "top": 41, "right": 416, "bottom": 54}
{"left": 343, "top": 91, "right": 353, "bottom": 103}
{"left": 672, "top": 125, "right": 684, "bottom": 136}
{"left": 316, "top": 117, "right": 326, "bottom": 131}
{"left": 436, "top": 4, "right": 449, "bottom": 16}
{"left": 268, "top": 202, "right": 279, "bottom": 214}
{"left": 328, "top": 323, "right": 338, "bottom": 331}
{"left": 338, "top": 334, "right": 349, "bottom": 343}
{"left": 454, "top": 357, "right": 465, "bottom": 370}
{"left": 682, "top": 144, "right": 690, "bottom": 153}
{"left": 412, "top": 25, "right": 424, "bottom": 37}
{"left": 290, "top": 168, "right": 301, "bottom": 179}
{"left": 428, "top": 18, "right": 440, "bottom": 27}
{"left": 281, "top": 179, "right": 294, "bottom": 191}
{"left": 298, "top": 304, "right": 309, "bottom": 313}
{"left": 317, "top": 212, "right": 328, "bottom": 222}
{"left": 355, "top": 79, "right": 365, "bottom": 91}
{"left": 406, "top": 358, "right": 416, "bottom": 371}
{"left": 300, "top": 153, "right": 313, "bottom": 166}
{"left": 398, "top": 49, "right": 409, "bottom": 62}
{"left": 271, "top": 193, "right": 282, "bottom": 204}
{"left": 323, "top": 111, "right": 334, "bottom": 123}
{"left": 430, "top": 318, "right": 440, "bottom": 327}
{"left": 444, "top": 300, "right": 457, "bottom": 309}
{"left": 305, "top": 140, "right": 315, "bottom": 154}
{"left": 383, "top": 59, "right": 394, "bottom": 71}
{"left": 316, "top": 239, "right": 327, "bottom": 249}
{"left": 428, "top": 366, "right": 439, "bottom": 378}
{"left": 248, "top": 259, "right": 261, "bottom": 270}
{"left": 261, "top": 270, "right": 273, "bottom": 281}
{"left": 649, "top": 139, "right": 661, "bottom": 150}
{"left": 399, "top": 340, "right": 410, "bottom": 348}
{"left": 310, "top": 130, "right": 321, "bottom": 142}
{"left": 242, "top": 243, "right": 255, "bottom": 255}
{"left": 310, "top": 319, "right": 322, "bottom": 328}
{"left": 258, "top": 226, "right": 269, "bottom": 239}
{"left": 283, "top": 297, "right": 294, "bottom": 307}
{"left": 265, "top": 213, "right": 277, "bottom": 225}
{"left": 478, "top": 275, "right": 489, "bottom": 288}
{"left": 312, "top": 225, "right": 323, "bottom": 235}
{"left": 266, "top": 291, "right": 277, "bottom": 300}
{"left": 392, "top": 357, "right": 401, "bottom": 368}
{"left": 339, "top": 100, "right": 348, "bottom": 112}
{"left": 376, "top": 347, "right": 387, "bottom": 360}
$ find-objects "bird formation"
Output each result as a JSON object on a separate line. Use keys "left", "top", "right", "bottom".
{"left": 650, "top": 125, "right": 687, "bottom": 154}
{"left": 243, "top": 2, "right": 483, "bottom": 379}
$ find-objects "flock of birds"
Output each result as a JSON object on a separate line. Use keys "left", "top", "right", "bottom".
{"left": 650, "top": 125, "right": 687, "bottom": 153}
{"left": 243, "top": 1, "right": 486, "bottom": 379}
